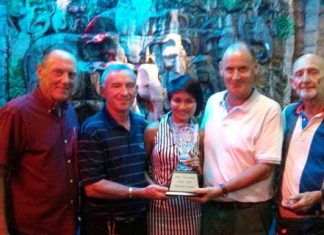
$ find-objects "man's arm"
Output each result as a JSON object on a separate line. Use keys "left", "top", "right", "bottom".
{"left": 79, "top": 122, "right": 167, "bottom": 201}
{"left": 0, "top": 105, "right": 25, "bottom": 235}
{"left": 192, "top": 162, "right": 273, "bottom": 203}
{"left": 85, "top": 179, "right": 167, "bottom": 200}
{"left": 0, "top": 167, "right": 9, "bottom": 235}
{"left": 143, "top": 122, "right": 159, "bottom": 185}
{"left": 282, "top": 191, "right": 322, "bottom": 214}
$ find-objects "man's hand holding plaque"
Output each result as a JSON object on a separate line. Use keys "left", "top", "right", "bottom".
{"left": 166, "top": 123, "right": 200, "bottom": 196}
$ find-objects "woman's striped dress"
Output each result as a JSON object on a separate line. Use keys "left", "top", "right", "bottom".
{"left": 147, "top": 113, "right": 201, "bottom": 235}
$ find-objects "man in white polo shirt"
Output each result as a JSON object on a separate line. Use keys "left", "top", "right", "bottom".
{"left": 192, "top": 42, "right": 283, "bottom": 235}
{"left": 277, "top": 54, "right": 324, "bottom": 234}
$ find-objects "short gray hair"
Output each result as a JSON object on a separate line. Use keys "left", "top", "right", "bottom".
{"left": 222, "top": 42, "right": 256, "bottom": 62}
{"left": 100, "top": 63, "right": 136, "bottom": 85}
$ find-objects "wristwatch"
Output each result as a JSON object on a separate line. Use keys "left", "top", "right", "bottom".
{"left": 219, "top": 183, "right": 229, "bottom": 197}
{"left": 128, "top": 187, "right": 133, "bottom": 198}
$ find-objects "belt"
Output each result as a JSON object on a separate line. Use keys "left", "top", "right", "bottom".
{"left": 208, "top": 200, "right": 268, "bottom": 210}
{"left": 112, "top": 214, "right": 144, "bottom": 224}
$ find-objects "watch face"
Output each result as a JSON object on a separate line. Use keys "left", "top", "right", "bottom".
{"left": 219, "top": 183, "right": 228, "bottom": 197}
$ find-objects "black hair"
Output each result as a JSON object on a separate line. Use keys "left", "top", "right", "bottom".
{"left": 167, "top": 74, "right": 204, "bottom": 116}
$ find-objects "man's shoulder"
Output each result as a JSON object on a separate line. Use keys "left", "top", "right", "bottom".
{"left": 257, "top": 93, "right": 279, "bottom": 105}
{"left": 80, "top": 111, "right": 106, "bottom": 132}
{"left": 206, "top": 90, "right": 226, "bottom": 105}
{"left": 256, "top": 93, "right": 282, "bottom": 111}
{"left": 1, "top": 93, "right": 32, "bottom": 114}
{"left": 282, "top": 102, "right": 300, "bottom": 118}
{"left": 283, "top": 102, "right": 299, "bottom": 112}
{"left": 131, "top": 111, "right": 148, "bottom": 126}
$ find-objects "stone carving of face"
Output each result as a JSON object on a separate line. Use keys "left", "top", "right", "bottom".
{"left": 162, "top": 46, "right": 178, "bottom": 70}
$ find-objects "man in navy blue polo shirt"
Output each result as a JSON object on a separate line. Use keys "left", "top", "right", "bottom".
{"left": 78, "top": 63, "right": 168, "bottom": 235}
{"left": 277, "top": 54, "right": 324, "bottom": 234}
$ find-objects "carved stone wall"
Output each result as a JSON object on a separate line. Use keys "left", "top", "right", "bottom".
{"left": 0, "top": 0, "right": 8, "bottom": 107}
{"left": 283, "top": 0, "right": 324, "bottom": 103}
{"left": 1, "top": 0, "right": 322, "bottom": 111}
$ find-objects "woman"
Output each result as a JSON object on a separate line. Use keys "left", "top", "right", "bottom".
{"left": 144, "top": 74, "right": 204, "bottom": 235}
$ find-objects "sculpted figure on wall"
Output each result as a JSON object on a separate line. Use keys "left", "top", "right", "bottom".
{"left": 189, "top": 55, "right": 224, "bottom": 105}
{"left": 160, "top": 33, "right": 188, "bottom": 87}
{"left": 135, "top": 63, "right": 164, "bottom": 121}
{"left": 4, "top": 0, "right": 292, "bottom": 112}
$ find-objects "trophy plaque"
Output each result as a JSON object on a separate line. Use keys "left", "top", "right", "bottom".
{"left": 166, "top": 123, "right": 200, "bottom": 196}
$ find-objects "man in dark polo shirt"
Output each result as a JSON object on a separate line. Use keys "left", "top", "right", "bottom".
{"left": 78, "top": 63, "right": 168, "bottom": 235}
{"left": 0, "top": 45, "right": 79, "bottom": 235}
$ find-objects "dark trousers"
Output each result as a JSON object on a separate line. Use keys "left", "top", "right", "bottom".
{"left": 276, "top": 216, "right": 324, "bottom": 235}
{"left": 81, "top": 214, "right": 146, "bottom": 235}
{"left": 202, "top": 201, "right": 272, "bottom": 235}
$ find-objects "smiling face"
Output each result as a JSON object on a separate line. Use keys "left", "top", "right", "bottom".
{"left": 291, "top": 54, "right": 324, "bottom": 101}
{"left": 220, "top": 45, "right": 257, "bottom": 102}
{"left": 37, "top": 49, "right": 77, "bottom": 103}
{"left": 170, "top": 91, "right": 197, "bottom": 124}
{"left": 101, "top": 70, "right": 137, "bottom": 115}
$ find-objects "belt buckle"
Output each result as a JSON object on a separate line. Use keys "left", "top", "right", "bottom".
{"left": 210, "top": 201, "right": 253, "bottom": 209}
{"left": 235, "top": 202, "right": 253, "bottom": 209}
{"left": 209, "top": 201, "right": 235, "bottom": 209}
{"left": 114, "top": 216, "right": 136, "bottom": 223}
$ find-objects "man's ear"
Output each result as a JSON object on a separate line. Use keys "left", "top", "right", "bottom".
{"left": 100, "top": 85, "right": 105, "bottom": 95}
{"left": 37, "top": 64, "right": 43, "bottom": 82}
{"left": 289, "top": 77, "right": 297, "bottom": 90}
{"left": 253, "top": 62, "right": 259, "bottom": 74}
{"left": 219, "top": 61, "right": 223, "bottom": 76}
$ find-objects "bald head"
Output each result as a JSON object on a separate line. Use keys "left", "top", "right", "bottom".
{"left": 221, "top": 42, "right": 255, "bottom": 64}
{"left": 42, "top": 44, "right": 76, "bottom": 65}
{"left": 293, "top": 53, "right": 324, "bottom": 74}
{"left": 42, "top": 50, "right": 77, "bottom": 68}
{"left": 291, "top": 53, "right": 324, "bottom": 100}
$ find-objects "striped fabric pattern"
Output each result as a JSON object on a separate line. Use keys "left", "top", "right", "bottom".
{"left": 148, "top": 113, "right": 201, "bottom": 235}
{"left": 78, "top": 108, "right": 147, "bottom": 220}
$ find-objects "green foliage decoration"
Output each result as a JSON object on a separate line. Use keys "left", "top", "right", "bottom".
{"left": 275, "top": 16, "right": 295, "bottom": 39}
{"left": 222, "top": 0, "right": 246, "bottom": 12}
{"left": 9, "top": 61, "right": 26, "bottom": 99}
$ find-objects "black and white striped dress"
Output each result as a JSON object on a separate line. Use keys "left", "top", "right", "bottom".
{"left": 147, "top": 113, "right": 201, "bottom": 235}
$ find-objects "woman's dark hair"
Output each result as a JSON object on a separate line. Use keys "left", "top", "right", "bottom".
{"left": 167, "top": 74, "right": 204, "bottom": 116}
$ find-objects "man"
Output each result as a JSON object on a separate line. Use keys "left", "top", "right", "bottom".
{"left": 193, "top": 42, "right": 283, "bottom": 234}
{"left": 0, "top": 45, "right": 79, "bottom": 234}
{"left": 277, "top": 54, "right": 324, "bottom": 234}
{"left": 78, "top": 63, "right": 167, "bottom": 235}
